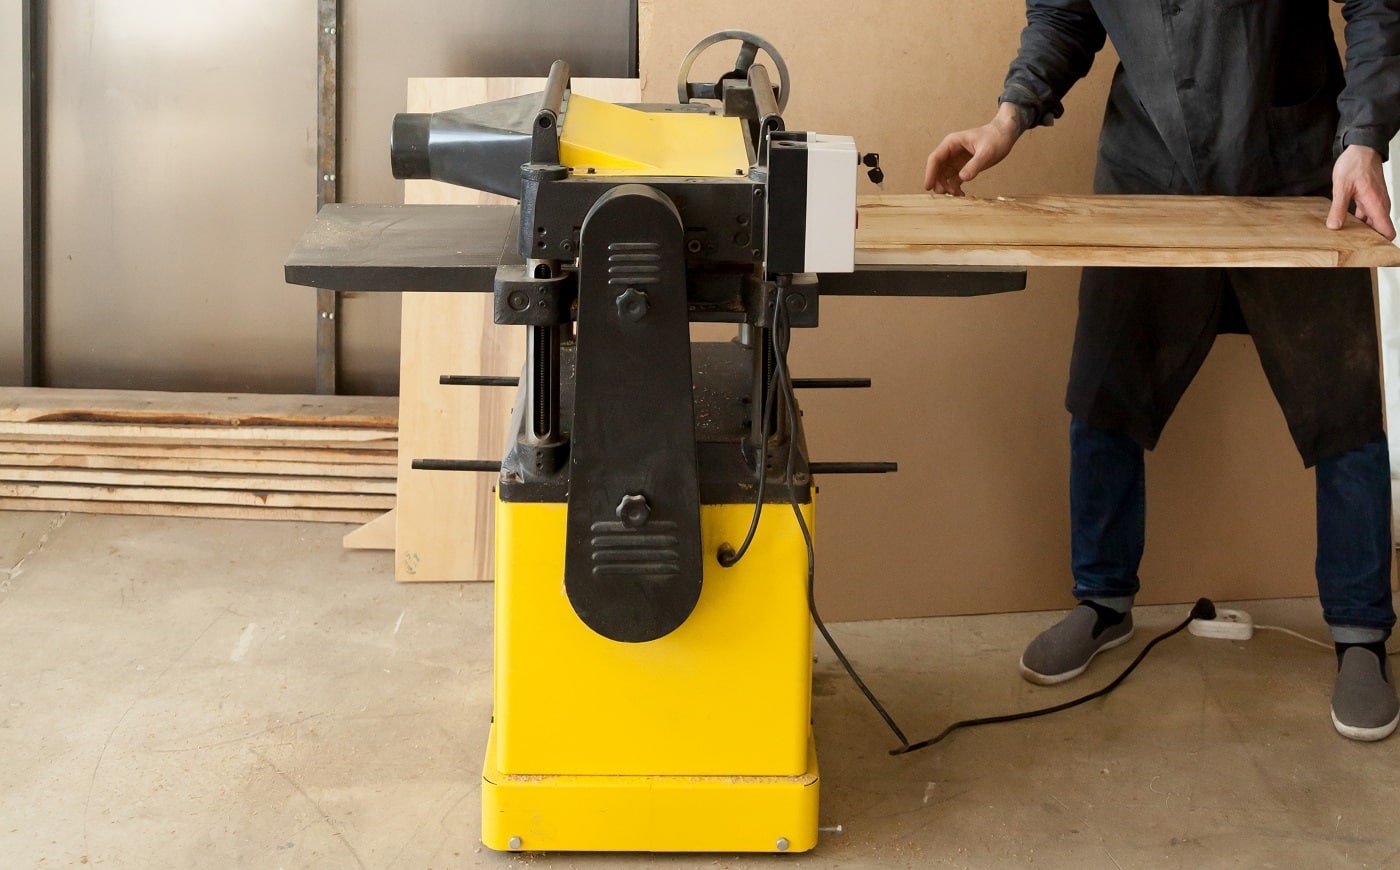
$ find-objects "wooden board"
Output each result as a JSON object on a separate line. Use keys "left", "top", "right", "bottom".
{"left": 0, "top": 440, "right": 396, "bottom": 465}
{"left": 0, "top": 498, "right": 379, "bottom": 524}
{"left": 0, "top": 466, "right": 395, "bottom": 494}
{"left": 856, "top": 195, "right": 1400, "bottom": 269}
{"left": 392, "top": 76, "right": 640, "bottom": 582}
{"left": 0, "top": 481, "right": 395, "bottom": 511}
{"left": 0, "top": 422, "right": 396, "bottom": 446}
{"left": 343, "top": 508, "right": 396, "bottom": 550}
{"left": 0, "top": 451, "right": 394, "bottom": 478}
{"left": 0, "top": 388, "right": 397, "bottom": 428}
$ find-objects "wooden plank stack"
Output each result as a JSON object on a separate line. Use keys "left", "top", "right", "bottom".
{"left": 0, "top": 389, "right": 398, "bottom": 523}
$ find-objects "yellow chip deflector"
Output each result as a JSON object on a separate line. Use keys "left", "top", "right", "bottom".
{"left": 559, "top": 94, "right": 751, "bottom": 178}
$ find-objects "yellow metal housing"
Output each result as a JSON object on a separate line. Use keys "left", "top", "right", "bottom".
{"left": 559, "top": 94, "right": 751, "bottom": 178}
{"left": 485, "top": 497, "right": 819, "bottom": 852}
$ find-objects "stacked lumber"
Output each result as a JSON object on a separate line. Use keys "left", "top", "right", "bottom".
{"left": 0, "top": 389, "right": 398, "bottom": 523}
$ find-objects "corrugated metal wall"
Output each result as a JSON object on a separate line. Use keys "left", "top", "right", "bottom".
{"left": 5, "top": 0, "right": 633, "bottom": 393}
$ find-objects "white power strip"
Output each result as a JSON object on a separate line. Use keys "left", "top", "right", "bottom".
{"left": 1188, "top": 607, "right": 1255, "bottom": 641}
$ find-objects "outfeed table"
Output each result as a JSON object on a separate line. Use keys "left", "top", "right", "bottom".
{"left": 856, "top": 195, "right": 1400, "bottom": 269}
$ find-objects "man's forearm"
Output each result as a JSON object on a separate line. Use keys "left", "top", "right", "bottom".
{"left": 1338, "top": 0, "right": 1400, "bottom": 160}
{"left": 1001, "top": 0, "right": 1107, "bottom": 129}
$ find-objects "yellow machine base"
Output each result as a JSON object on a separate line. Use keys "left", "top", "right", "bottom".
{"left": 481, "top": 725, "right": 820, "bottom": 854}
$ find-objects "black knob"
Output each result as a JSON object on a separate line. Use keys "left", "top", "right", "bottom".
{"left": 616, "top": 493, "right": 650, "bottom": 528}
{"left": 616, "top": 287, "right": 649, "bottom": 322}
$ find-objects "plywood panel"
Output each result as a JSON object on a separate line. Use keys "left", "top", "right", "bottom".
{"left": 641, "top": 0, "right": 1324, "bottom": 621}
{"left": 394, "top": 77, "right": 640, "bottom": 582}
{"left": 857, "top": 195, "right": 1400, "bottom": 269}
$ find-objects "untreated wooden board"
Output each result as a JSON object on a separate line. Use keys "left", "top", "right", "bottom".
{"left": 0, "top": 388, "right": 398, "bottom": 428}
{"left": 856, "top": 195, "right": 1400, "bottom": 269}
{"left": 0, "top": 440, "right": 397, "bottom": 465}
{"left": 0, "top": 466, "right": 395, "bottom": 494}
{"left": 392, "top": 76, "right": 640, "bottom": 581}
{"left": 0, "top": 423, "right": 397, "bottom": 447}
{"left": 344, "top": 508, "right": 396, "bottom": 550}
{"left": 0, "top": 499, "right": 379, "bottom": 524}
{"left": 0, "top": 451, "right": 395, "bottom": 478}
{"left": 0, "top": 482, "right": 396, "bottom": 511}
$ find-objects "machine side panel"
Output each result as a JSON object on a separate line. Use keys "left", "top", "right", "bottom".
{"left": 494, "top": 500, "right": 815, "bottom": 776}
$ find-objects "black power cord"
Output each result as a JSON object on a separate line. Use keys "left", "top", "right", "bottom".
{"left": 767, "top": 294, "right": 911, "bottom": 748}
{"left": 716, "top": 288, "right": 783, "bottom": 568}
{"left": 718, "top": 283, "right": 1215, "bottom": 757}
{"left": 890, "top": 598, "right": 1218, "bottom": 755}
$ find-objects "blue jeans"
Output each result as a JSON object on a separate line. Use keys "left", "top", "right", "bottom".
{"left": 1069, "top": 419, "right": 1396, "bottom": 635}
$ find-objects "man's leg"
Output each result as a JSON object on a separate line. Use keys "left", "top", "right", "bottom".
{"left": 1019, "top": 419, "right": 1143, "bottom": 684}
{"left": 1069, "top": 418, "right": 1146, "bottom": 610}
{"left": 1316, "top": 436, "right": 1399, "bottom": 741}
{"left": 1232, "top": 267, "right": 1395, "bottom": 740}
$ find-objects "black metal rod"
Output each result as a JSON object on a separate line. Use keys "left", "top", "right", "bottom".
{"left": 21, "top": 0, "right": 45, "bottom": 387}
{"left": 532, "top": 60, "right": 570, "bottom": 164}
{"left": 748, "top": 62, "right": 783, "bottom": 136}
{"left": 539, "top": 60, "right": 570, "bottom": 120}
{"left": 809, "top": 461, "right": 898, "bottom": 475}
{"left": 792, "top": 378, "right": 872, "bottom": 389}
{"left": 439, "top": 375, "right": 520, "bottom": 387}
{"left": 411, "top": 459, "right": 502, "bottom": 473}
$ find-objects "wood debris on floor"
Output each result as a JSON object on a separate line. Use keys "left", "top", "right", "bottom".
{"left": 0, "top": 388, "right": 397, "bottom": 523}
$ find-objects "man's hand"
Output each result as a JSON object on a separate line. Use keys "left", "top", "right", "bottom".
{"left": 925, "top": 103, "right": 1025, "bottom": 195}
{"left": 1328, "top": 144, "right": 1395, "bottom": 241}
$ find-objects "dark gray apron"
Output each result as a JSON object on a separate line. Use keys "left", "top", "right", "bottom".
{"left": 1062, "top": 0, "right": 1386, "bottom": 466}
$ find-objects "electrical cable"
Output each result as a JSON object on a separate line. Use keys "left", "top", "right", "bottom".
{"left": 891, "top": 598, "right": 1218, "bottom": 754}
{"left": 718, "top": 285, "right": 1265, "bottom": 757}
{"left": 717, "top": 287, "right": 784, "bottom": 568}
{"left": 1254, "top": 624, "right": 1336, "bottom": 651}
{"left": 1255, "top": 624, "right": 1398, "bottom": 656}
{"left": 769, "top": 294, "right": 911, "bottom": 748}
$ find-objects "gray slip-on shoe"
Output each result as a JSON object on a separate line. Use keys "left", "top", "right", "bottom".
{"left": 1019, "top": 604, "right": 1135, "bottom": 686}
{"left": 1331, "top": 647, "right": 1399, "bottom": 742}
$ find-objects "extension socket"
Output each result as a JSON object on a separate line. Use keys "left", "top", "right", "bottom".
{"left": 1188, "top": 607, "right": 1254, "bottom": 641}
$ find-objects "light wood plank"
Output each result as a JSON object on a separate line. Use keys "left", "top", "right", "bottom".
{"left": 0, "top": 388, "right": 397, "bottom": 427}
{"left": 0, "top": 423, "right": 397, "bottom": 447}
{"left": 343, "top": 509, "right": 396, "bottom": 550}
{"left": 0, "top": 482, "right": 395, "bottom": 511}
{"left": 0, "top": 466, "right": 395, "bottom": 494}
{"left": 0, "top": 451, "right": 394, "bottom": 478}
{"left": 855, "top": 194, "right": 1400, "bottom": 269}
{"left": 0, "top": 440, "right": 397, "bottom": 465}
{"left": 396, "top": 76, "right": 640, "bottom": 583}
{"left": 0, "top": 499, "right": 378, "bottom": 524}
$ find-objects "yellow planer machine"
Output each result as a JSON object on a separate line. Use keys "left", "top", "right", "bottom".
{"left": 285, "top": 31, "right": 1024, "bottom": 854}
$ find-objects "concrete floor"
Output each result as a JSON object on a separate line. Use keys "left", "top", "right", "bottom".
{"left": 0, "top": 511, "right": 1397, "bottom": 869}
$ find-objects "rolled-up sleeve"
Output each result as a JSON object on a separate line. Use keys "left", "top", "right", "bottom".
{"left": 1338, "top": 0, "right": 1400, "bottom": 159}
{"left": 1000, "top": 0, "right": 1107, "bottom": 129}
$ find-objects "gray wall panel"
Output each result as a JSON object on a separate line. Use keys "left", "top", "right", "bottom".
{"left": 0, "top": 4, "right": 21, "bottom": 385}
{"left": 27, "top": 1, "right": 632, "bottom": 395}
{"left": 44, "top": 1, "right": 320, "bottom": 392}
